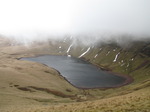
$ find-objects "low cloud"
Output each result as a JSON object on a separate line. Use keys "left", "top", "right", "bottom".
{"left": 0, "top": 0, "right": 150, "bottom": 44}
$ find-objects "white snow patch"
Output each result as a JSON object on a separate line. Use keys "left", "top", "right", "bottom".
{"left": 94, "top": 54, "right": 98, "bottom": 58}
{"left": 100, "top": 48, "right": 102, "bottom": 51}
{"left": 67, "top": 55, "right": 71, "bottom": 57}
{"left": 67, "top": 44, "right": 73, "bottom": 53}
{"left": 59, "top": 46, "right": 61, "bottom": 49}
{"left": 63, "top": 38, "right": 67, "bottom": 42}
{"left": 113, "top": 52, "right": 120, "bottom": 62}
{"left": 121, "top": 60, "right": 124, "bottom": 63}
{"left": 113, "top": 49, "right": 116, "bottom": 51}
{"left": 79, "top": 47, "right": 91, "bottom": 58}
{"left": 106, "top": 51, "right": 110, "bottom": 56}
{"left": 127, "top": 63, "right": 129, "bottom": 67}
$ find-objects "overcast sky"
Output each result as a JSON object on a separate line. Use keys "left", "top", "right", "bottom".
{"left": 0, "top": 0, "right": 150, "bottom": 40}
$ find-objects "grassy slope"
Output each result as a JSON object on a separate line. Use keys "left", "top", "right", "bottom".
{"left": 0, "top": 37, "right": 149, "bottom": 112}
{"left": 0, "top": 38, "right": 83, "bottom": 110}
{"left": 6, "top": 87, "right": 149, "bottom": 112}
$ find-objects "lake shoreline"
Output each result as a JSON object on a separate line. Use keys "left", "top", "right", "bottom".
{"left": 52, "top": 67, "right": 133, "bottom": 90}
{"left": 19, "top": 54, "right": 133, "bottom": 90}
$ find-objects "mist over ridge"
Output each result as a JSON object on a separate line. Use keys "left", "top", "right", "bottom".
{"left": 0, "top": 0, "right": 150, "bottom": 45}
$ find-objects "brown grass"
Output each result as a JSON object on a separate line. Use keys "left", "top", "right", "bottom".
{"left": 0, "top": 37, "right": 149, "bottom": 112}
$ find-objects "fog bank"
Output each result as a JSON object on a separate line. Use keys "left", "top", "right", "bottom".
{"left": 0, "top": 0, "right": 150, "bottom": 44}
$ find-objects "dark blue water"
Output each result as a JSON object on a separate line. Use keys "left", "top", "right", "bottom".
{"left": 21, "top": 55, "right": 126, "bottom": 88}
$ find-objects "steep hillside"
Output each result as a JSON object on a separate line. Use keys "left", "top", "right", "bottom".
{"left": 45, "top": 38, "right": 149, "bottom": 89}
{"left": 47, "top": 37, "right": 150, "bottom": 83}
